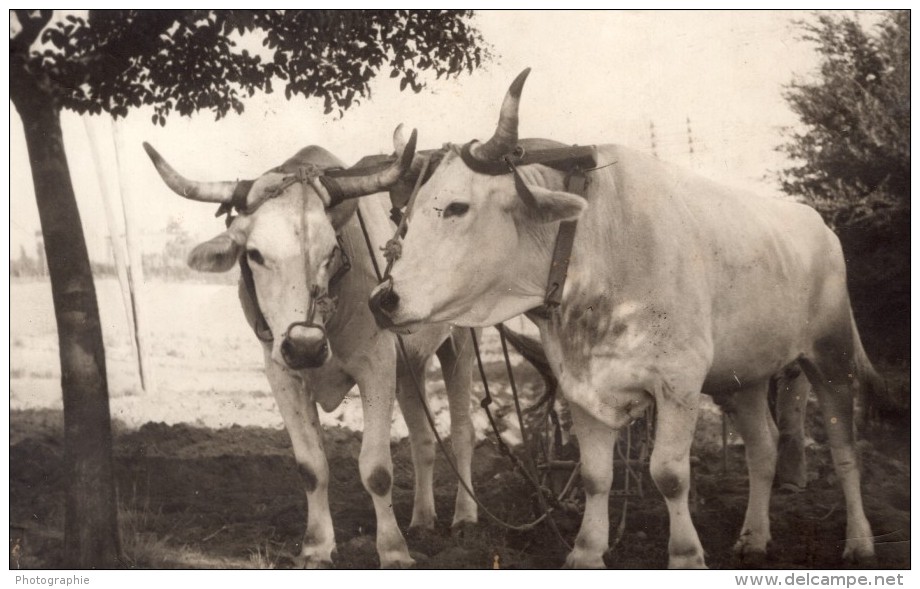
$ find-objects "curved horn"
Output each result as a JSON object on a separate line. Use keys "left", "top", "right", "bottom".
{"left": 392, "top": 123, "right": 411, "bottom": 155}
{"left": 391, "top": 123, "right": 428, "bottom": 177}
{"left": 143, "top": 142, "right": 239, "bottom": 204}
{"left": 325, "top": 128, "right": 418, "bottom": 205}
{"left": 470, "top": 67, "right": 531, "bottom": 162}
{"left": 394, "top": 124, "right": 450, "bottom": 180}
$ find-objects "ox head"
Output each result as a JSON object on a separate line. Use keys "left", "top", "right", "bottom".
{"left": 145, "top": 130, "right": 416, "bottom": 370}
{"left": 369, "top": 69, "right": 589, "bottom": 331}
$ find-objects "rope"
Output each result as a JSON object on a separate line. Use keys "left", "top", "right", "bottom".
{"left": 471, "top": 326, "right": 571, "bottom": 548}
{"left": 356, "top": 207, "right": 385, "bottom": 281}
{"left": 382, "top": 157, "right": 429, "bottom": 278}
{"left": 498, "top": 326, "right": 572, "bottom": 549}
{"left": 470, "top": 329, "right": 514, "bottom": 460}
{"left": 398, "top": 336, "right": 553, "bottom": 532}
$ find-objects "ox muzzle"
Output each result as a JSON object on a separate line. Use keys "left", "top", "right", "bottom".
{"left": 280, "top": 323, "right": 330, "bottom": 370}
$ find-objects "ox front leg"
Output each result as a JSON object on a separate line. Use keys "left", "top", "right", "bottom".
{"left": 652, "top": 390, "right": 707, "bottom": 569}
{"left": 357, "top": 373, "right": 414, "bottom": 569}
{"left": 264, "top": 355, "right": 336, "bottom": 568}
{"left": 730, "top": 382, "right": 779, "bottom": 566}
{"left": 564, "top": 403, "right": 616, "bottom": 569}
{"left": 437, "top": 331, "right": 478, "bottom": 528}
{"left": 395, "top": 355, "right": 437, "bottom": 531}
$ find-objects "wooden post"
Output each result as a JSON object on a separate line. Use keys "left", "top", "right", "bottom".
{"left": 111, "top": 118, "right": 156, "bottom": 394}
{"left": 83, "top": 117, "right": 142, "bottom": 392}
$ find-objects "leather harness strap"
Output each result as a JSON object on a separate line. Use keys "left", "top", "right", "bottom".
{"left": 542, "top": 170, "right": 588, "bottom": 311}
{"left": 218, "top": 202, "right": 274, "bottom": 342}
{"left": 239, "top": 254, "right": 274, "bottom": 342}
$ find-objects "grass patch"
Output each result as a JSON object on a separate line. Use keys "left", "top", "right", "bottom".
{"left": 248, "top": 541, "right": 283, "bottom": 569}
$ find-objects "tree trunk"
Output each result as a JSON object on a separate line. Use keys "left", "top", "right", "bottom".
{"left": 11, "top": 77, "right": 122, "bottom": 568}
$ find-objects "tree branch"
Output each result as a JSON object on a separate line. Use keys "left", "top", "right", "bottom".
{"left": 11, "top": 9, "right": 53, "bottom": 54}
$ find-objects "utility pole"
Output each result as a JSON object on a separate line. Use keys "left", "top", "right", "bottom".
{"left": 113, "top": 119, "right": 157, "bottom": 394}
{"left": 84, "top": 117, "right": 142, "bottom": 392}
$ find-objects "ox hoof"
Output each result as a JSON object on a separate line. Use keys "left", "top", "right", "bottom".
{"left": 292, "top": 554, "right": 334, "bottom": 569}
{"left": 380, "top": 552, "right": 416, "bottom": 569}
{"left": 843, "top": 542, "right": 876, "bottom": 567}
{"left": 775, "top": 463, "right": 808, "bottom": 492}
{"left": 293, "top": 543, "right": 336, "bottom": 569}
{"left": 669, "top": 540, "right": 708, "bottom": 569}
{"left": 563, "top": 550, "right": 606, "bottom": 569}
{"left": 668, "top": 553, "right": 707, "bottom": 569}
{"left": 733, "top": 532, "right": 770, "bottom": 564}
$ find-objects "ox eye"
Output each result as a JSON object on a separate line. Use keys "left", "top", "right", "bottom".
{"left": 247, "top": 249, "right": 265, "bottom": 266}
{"left": 443, "top": 202, "right": 470, "bottom": 219}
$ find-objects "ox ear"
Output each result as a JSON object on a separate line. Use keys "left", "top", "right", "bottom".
{"left": 518, "top": 185, "right": 588, "bottom": 224}
{"left": 188, "top": 229, "right": 244, "bottom": 273}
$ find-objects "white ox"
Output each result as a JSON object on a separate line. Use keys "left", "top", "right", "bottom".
{"left": 369, "top": 70, "right": 883, "bottom": 568}
{"left": 144, "top": 137, "right": 477, "bottom": 568}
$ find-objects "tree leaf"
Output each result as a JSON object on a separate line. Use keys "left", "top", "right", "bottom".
{"left": 19, "top": 10, "right": 489, "bottom": 124}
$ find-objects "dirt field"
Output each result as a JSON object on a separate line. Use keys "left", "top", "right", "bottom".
{"left": 9, "top": 279, "right": 911, "bottom": 569}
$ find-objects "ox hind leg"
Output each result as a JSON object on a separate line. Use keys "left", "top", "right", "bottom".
{"left": 797, "top": 347, "right": 875, "bottom": 563}
{"left": 263, "top": 351, "right": 336, "bottom": 568}
{"left": 727, "top": 380, "right": 779, "bottom": 565}
{"left": 436, "top": 329, "right": 478, "bottom": 528}
{"left": 395, "top": 352, "right": 438, "bottom": 531}
{"left": 773, "top": 366, "right": 810, "bottom": 492}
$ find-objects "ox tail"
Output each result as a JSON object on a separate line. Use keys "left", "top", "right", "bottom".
{"left": 496, "top": 323, "right": 559, "bottom": 408}
{"left": 849, "top": 313, "right": 902, "bottom": 427}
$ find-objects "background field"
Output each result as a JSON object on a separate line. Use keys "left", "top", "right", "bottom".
{"left": 9, "top": 278, "right": 910, "bottom": 569}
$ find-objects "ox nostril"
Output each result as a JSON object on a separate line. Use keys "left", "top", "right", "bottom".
{"left": 378, "top": 288, "right": 400, "bottom": 313}
{"left": 369, "top": 280, "right": 398, "bottom": 328}
{"left": 280, "top": 338, "right": 296, "bottom": 359}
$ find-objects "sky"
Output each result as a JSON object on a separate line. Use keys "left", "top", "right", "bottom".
{"left": 8, "top": 10, "right": 854, "bottom": 262}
